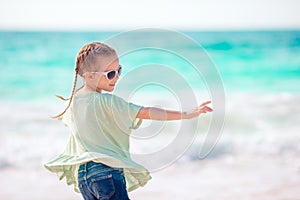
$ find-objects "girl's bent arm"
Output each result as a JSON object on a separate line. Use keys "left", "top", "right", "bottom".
{"left": 136, "top": 101, "right": 213, "bottom": 120}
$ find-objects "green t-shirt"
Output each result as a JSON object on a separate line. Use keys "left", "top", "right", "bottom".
{"left": 44, "top": 92, "right": 151, "bottom": 193}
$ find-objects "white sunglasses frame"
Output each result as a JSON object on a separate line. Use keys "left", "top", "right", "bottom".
{"left": 90, "top": 65, "right": 122, "bottom": 80}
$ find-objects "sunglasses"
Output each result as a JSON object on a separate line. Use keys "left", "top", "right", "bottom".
{"left": 91, "top": 65, "right": 122, "bottom": 80}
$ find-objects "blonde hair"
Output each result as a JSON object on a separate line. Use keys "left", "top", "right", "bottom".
{"left": 52, "top": 42, "right": 117, "bottom": 119}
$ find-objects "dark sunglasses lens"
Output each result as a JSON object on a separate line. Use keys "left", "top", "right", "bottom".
{"left": 107, "top": 71, "right": 116, "bottom": 80}
{"left": 118, "top": 67, "right": 122, "bottom": 76}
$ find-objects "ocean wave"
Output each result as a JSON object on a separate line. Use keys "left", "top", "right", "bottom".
{"left": 0, "top": 92, "right": 299, "bottom": 169}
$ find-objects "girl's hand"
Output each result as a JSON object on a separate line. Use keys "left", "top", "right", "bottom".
{"left": 182, "top": 101, "right": 213, "bottom": 119}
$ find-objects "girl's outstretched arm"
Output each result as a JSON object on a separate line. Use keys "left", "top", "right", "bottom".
{"left": 136, "top": 101, "right": 213, "bottom": 120}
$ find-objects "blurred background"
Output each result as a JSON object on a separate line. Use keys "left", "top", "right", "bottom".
{"left": 0, "top": 0, "right": 300, "bottom": 199}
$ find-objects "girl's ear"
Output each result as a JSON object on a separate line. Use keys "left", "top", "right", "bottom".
{"left": 83, "top": 72, "right": 94, "bottom": 80}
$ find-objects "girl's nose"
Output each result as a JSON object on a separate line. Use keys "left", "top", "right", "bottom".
{"left": 110, "top": 74, "right": 119, "bottom": 83}
{"left": 114, "top": 73, "right": 120, "bottom": 80}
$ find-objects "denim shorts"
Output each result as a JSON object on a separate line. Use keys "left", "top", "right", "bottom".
{"left": 78, "top": 161, "right": 130, "bottom": 200}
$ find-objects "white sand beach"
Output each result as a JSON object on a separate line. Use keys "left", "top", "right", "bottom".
{"left": 1, "top": 156, "right": 299, "bottom": 200}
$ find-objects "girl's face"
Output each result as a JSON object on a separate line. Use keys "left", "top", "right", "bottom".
{"left": 84, "top": 55, "right": 120, "bottom": 93}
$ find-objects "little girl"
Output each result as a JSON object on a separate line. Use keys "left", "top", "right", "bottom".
{"left": 44, "top": 42, "right": 212, "bottom": 200}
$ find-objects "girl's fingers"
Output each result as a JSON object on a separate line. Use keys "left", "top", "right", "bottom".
{"left": 199, "top": 101, "right": 211, "bottom": 107}
{"left": 186, "top": 102, "right": 213, "bottom": 117}
{"left": 196, "top": 106, "right": 213, "bottom": 112}
{"left": 204, "top": 106, "right": 213, "bottom": 112}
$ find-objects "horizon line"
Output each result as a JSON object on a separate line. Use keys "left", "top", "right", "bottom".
{"left": 1, "top": 27, "right": 300, "bottom": 32}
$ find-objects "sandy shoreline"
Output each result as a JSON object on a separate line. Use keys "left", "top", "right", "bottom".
{"left": 131, "top": 156, "right": 300, "bottom": 200}
{"left": 1, "top": 156, "right": 299, "bottom": 200}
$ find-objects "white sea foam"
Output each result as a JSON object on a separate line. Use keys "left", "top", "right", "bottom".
{"left": 0, "top": 92, "right": 299, "bottom": 169}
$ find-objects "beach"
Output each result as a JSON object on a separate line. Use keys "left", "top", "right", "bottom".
{"left": 0, "top": 30, "right": 299, "bottom": 199}
{"left": 0, "top": 94, "right": 299, "bottom": 200}
{"left": 1, "top": 156, "right": 299, "bottom": 200}
{"left": 131, "top": 156, "right": 300, "bottom": 200}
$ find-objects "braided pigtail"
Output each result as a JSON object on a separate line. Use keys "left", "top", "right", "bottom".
{"left": 51, "top": 67, "right": 79, "bottom": 119}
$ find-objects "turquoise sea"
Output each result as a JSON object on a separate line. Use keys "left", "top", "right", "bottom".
{"left": 0, "top": 30, "right": 300, "bottom": 101}
{"left": 0, "top": 30, "right": 299, "bottom": 169}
